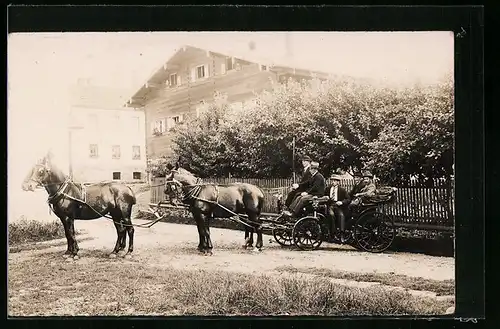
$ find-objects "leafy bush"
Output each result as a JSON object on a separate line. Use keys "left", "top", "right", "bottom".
{"left": 9, "top": 217, "right": 67, "bottom": 245}
{"left": 167, "top": 75, "right": 453, "bottom": 183}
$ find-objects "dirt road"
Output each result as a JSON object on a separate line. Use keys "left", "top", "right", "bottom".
{"left": 10, "top": 216, "right": 454, "bottom": 282}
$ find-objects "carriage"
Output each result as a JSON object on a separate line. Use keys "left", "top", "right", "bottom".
{"left": 22, "top": 152, "right": 398, "bottom": 258}
{"left": 270, "top": 186, "right": 398, "bottom": 253}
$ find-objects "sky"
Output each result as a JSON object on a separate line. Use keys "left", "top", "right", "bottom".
{"left": 8, "top": 31, "right": 454, "bottom": 207}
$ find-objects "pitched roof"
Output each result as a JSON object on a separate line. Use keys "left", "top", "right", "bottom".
{"left": 69, "top": 83, "right": 131, "bottom": 110}
{"left": 124, "top": 44, "right": 339, "bottom": 108}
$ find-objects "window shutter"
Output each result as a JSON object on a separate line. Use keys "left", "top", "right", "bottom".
{"left": 221, "top": 63, "right": 226, "bottom": 75}
{"left": 179, "top": 114, "right": 184, "bottom": 122}
{"left": 204, "top": 64, "right": 209, "bottom": 78}
{"left": 191, "top": 67, "right": 196, "bottom": 82}
{"left": 151, "top": 122, "right": 156, "bottom": 133}
{"left": 177, "top": 75, "right": 181, "bottom": 86}
{"left": 161, "top": 118, "right": 166, "bottom": 132}
{"left": 167, "top": 118, "right": 174, "bottom": 130}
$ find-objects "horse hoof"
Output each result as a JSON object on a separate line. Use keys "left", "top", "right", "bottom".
{"left": 109, "top": 253, "right": 117, "bottom": 259}
{"left": 62, "top": 253, "right": 71, "bottom": 259}
{"left": 204, "top": 251, "right": 213, "bottom": 256}
{"left": 252, "top": 248, "right": 262, "bottom": 253}
{"left": 65, "top": 256, "right": 74, "bottom": 262}
{"left": 124, "top": 254, "right": 132, "bottom": 259}
{"left": 73, "top": 255, "right": 80, "bottom": 261}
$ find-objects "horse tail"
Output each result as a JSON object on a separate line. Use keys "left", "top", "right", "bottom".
{"left": 256, "top": 187, "right": 265, "bottom": 215}
{"left": 128, "top": 186, "right": 137, "bottom": 205}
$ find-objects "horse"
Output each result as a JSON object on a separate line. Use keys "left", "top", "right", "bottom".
{"left": 164, "top": 165, "right": 265, "bottom": 255}
{"left": 21, "top": 154, "right": 137, "bottom": 260}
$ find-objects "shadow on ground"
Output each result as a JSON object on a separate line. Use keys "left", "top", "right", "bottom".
{"left": 9, "top": 236, "right": 95, "bottom": 254}
{"left": 147, "top": 213, "right": 454, "bottom": 257}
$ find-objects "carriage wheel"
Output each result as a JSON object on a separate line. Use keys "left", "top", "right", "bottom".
{"left": 292, "top": 216, "right": 323, "bottom": 251}
{"left": 273, "top": 228, "right": 294, "bottom": 247}
{"left": 353, "top": 211, "right": 395, "bottom": 253}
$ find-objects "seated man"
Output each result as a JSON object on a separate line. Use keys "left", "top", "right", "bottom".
{"left": 325, "top": 171, "right": 351, "bottom": 233}
{"left": 349, "top": 170, "right": 377, "bottom": 208}
{"left": 285, "top": 162, "right": 326, "bottom": 218}
{"left": 284, "top": 155, "right": 313, "bottom": 210}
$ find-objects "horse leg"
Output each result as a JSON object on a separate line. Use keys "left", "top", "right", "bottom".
{"left": 68, "top": 218, "right": 80, "bottom": 260}
{"left": 243, "top": 228, "right": 254, "bottom": 249}
{"left": 250, "top": 214, "right": 263, "bottom": 252}
{"left": 194, "top": 213, "right": 204, "bottom": 253}
{"left": 59, "top": 216, "right": 72, "bottom": 258}
{"left": 109, "top": 217, "right": 126, "bottom": 258}
{"left": 121, "top": 203, "right": 134, "bottom": 258}
{"left": 203, "top": 214, "right": 213, "bottom": 256}
{"left": 125, "top": 224, "right": 134, "bottom": 258}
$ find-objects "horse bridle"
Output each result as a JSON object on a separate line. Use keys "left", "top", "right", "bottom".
{"left": 164, "top": 170, "right": 204, "bottom": 203}
{"left": 27, "top": 163, "right": 71, "bottom": 203}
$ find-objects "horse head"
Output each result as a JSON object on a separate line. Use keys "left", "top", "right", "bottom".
{"left": 22, "top": 156, "right": 53, "bottom": 191}
{"left": 164, "top": 166, "right": 199, "bottom": 202}
{"left": 21, "top": 154, "right": 65, "bottom": 192}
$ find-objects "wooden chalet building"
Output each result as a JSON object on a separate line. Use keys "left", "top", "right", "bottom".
{"left": 125, "top": 45, "right": 332, "bottom": 159}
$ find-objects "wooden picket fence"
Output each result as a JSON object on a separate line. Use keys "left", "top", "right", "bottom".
{"left": 150, "top": 177, "right": 455, "bottom": 231}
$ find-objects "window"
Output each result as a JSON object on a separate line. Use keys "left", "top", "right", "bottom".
{"left": 169, "top": 73, "right": 177, "bottom": 86}
{"left": 226, "top": 57, "right": 234, "bottom": 71}
{"left": 132, "top": 116, "right": 140, "bottom": 132}
{"left": 133, "top": 172, "right": 142, "bottom": 180}
{"left": 132, "top": 145, "right": 141, "bottom": 160}
{"left": 152, "top": 119, "right": 166, "bottom": 135}
{"left": 89, "top": 144, "right": 98, "bottom": 158}
{"left": 196, "top": 65, "right": 205, "bottom": 79}
{"left": 112, "top": 145, "right": 121, "bottom": 159}
{"left": 260, "top": 65, "right": 267, "bottom": 71}
{"left": 112, "top": 172, "right": 121, "bottom": 180}
{"left": 166, "top": 115, "right": 183, "bottom": 131}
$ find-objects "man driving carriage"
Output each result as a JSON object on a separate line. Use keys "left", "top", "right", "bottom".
{"left": 283, "top": 161, "right": 326, "bottom": 218}
{"left": 284, "top": 155, "right": 313, "bottom": 210}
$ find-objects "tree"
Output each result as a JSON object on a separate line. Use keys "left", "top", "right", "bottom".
{"left": 365, "top": 77, "right": 454, "bottom": 184}
{"left": 163, "top": 74, "right": 454, "bottom": 182}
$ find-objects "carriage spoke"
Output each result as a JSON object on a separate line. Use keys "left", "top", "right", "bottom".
{"left": 354, "top": 212, "right": 395, "bottom": 253}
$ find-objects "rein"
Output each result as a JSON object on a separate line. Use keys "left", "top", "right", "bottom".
{"left": 32, "top": 177, "right": 164, "bottom": 229}
{"left": 165, "top": 176, "right": 262, "bottom": 229}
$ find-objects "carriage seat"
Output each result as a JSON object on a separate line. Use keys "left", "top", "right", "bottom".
{"left": 311, "top": 196, "right": 331, "bottom": 204}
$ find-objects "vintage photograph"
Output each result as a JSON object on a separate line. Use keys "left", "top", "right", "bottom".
{"left": 8, "top": 31, "right": 455, "bottom": 316}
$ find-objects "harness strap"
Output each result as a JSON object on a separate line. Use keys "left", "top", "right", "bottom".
{"left": 189, "top": 196, "right": 261, "bottom": 228}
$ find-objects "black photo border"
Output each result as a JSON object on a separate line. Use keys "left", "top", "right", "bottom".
{"left": 4, "top": 4, "right": 485, "bottom": 329}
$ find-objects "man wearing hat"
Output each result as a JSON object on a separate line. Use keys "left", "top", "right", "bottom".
{"left": 349, "top": 170, "right": 377, "bottom": 207}
{"left": 286, "top": 161, "right": 326, "bottom": 218}
{"left": 325, "top": 169, "right": 351, "bottom": 233}
{"left": 284, "top": 155, "right": 313, "bottom": 210}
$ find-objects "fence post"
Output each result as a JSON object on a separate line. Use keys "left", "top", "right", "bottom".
{"left": 446, "top": 177, "right": 455, "bottom": 227}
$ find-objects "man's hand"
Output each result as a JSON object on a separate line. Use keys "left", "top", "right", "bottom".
{"left": 292, "top": 183, "right": 299, "bottom": 189}
{"left": 335, "top": 201, "right": 343, "bottom": 206}
{"left": 354, "top": 193, "right": 360, "bottom": 198}
{"left": 300, "top": 192, "right": 308, "bottom": 196}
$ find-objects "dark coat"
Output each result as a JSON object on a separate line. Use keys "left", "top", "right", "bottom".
{"left": 296, "top": 167, "right": 312, "bottom": 192}
{"left": 304, "top": 171, "right": 326, "bottom": 197}
{"left": 325, "top": 184, "right": 350, "bottom": 207}
{"left": 349, "top": 180, "right": 376, "bottom": 199}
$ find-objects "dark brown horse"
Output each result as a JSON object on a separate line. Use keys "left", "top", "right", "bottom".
{"left": 21, "top": 155, "right": 137, "bottom": 260}
{"left": 164, "top": 165, "right": 265, "bottom": 255}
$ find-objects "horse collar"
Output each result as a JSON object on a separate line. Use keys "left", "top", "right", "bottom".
{"left": 47, "top": 179, "right": 69, "bottom": 204}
